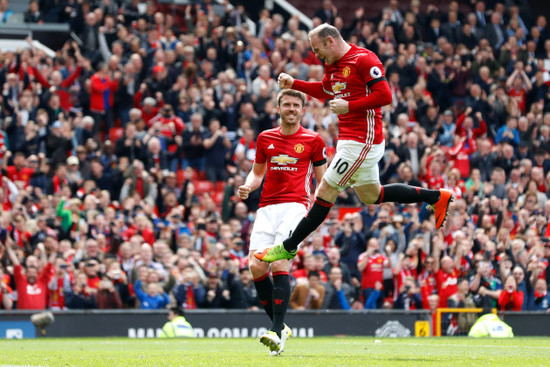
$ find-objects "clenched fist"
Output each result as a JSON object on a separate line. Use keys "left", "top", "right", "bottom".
{"left": 277, "top": 73, "right": 294, "bottom": 89}
{"left": 238, "top": 184, "right": 252, "bottom": 200}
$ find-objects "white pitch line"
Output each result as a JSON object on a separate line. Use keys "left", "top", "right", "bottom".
{"left": 371, "top": 342, "right": 550, "bottom": 350}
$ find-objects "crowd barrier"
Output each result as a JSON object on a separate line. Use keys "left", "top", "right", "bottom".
{"left": 0, "top": 310, "right": 548, "bottom": 339}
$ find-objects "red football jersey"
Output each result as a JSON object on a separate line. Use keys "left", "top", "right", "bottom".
{"left": 255, "top": 126, "right": 326, "bottom": 208}
{"left": 436, "top": 268, "right": 458, "bottom": 307}
{"left": 358, "top": 253, "right": 386, "bottom": 289}
{"left": 6, "top": 166, "right": 34, "bottom": 188}
{"left": 322, "top": 44, "right": 385, "bottom": 145}
{"left": 13, "top": 263, "right": 53, "bottom": 310}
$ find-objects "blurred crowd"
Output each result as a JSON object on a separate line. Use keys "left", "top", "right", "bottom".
{"left": 0, "top": 0, "right": 549, "bottom": 318}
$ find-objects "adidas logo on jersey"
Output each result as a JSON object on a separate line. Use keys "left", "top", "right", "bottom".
{"left": 268, "top": 144, "right": 275, "bottom": 149}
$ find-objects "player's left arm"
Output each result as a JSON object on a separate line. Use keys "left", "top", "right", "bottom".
{"left": 329, "top": 55, "right": 392, "bottom": 114}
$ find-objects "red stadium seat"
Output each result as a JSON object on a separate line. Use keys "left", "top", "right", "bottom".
{"left": 109, "top": 127, "right": 124, "bottom": 144}
{"left": 338, "top": 207, "right": 362, "bottom": 221}
{"left": 197, "top": 171, "right": 206, "bottom": 180}
{"left": 177, "top": 169, "right": 186, "bottom": 184}
{"left": 212, "top": 191, "right": 225, "bottom": 205}
{"left": 215, "top": 181, "right": 226, "bottom": 192}
{"left": 193, "top": 180, "right": 214, "bottom": 195}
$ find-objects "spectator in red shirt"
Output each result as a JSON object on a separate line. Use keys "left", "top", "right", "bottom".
{"left": 83, "top": 258, "right": 101, "bottom": 291}
{"left": 505, "top": 62, "right": 532, "bottom": 115}
{"left": 358, "top": 238, "right": 389, "bottom": 309}
{"left": 48, "top": 257, "right": 71, "bottom": 310}
{"left": 446, "top": 135, "right": 476, "bottom": 180}
{"left": 498, "top": 274, "right": 523, "bottom": 311}
{"left": 3, "top": 239, "right": 53, "bottom": 310}
{"left": 3, "top": 151, "right": 34, "bottom": 188}
{"left": 418, "top": 255, "right": 437, "bottom": 309}
{"left": 424, "top": 156, "right": 445, "bottom": 189}
{"left": 10, "top": 213, "right": 32, "bottom": 253}
{"left": 31, "top": 55, "right": 84, "bottom": 111}
{"left": 433, "top": 234, "right": 460, "bottom": 307}
{"left": 89, "top": 63, "right": 120, "bottom": 136}
{"left": 291, "top": 253, "right": 316, "bottom": 282}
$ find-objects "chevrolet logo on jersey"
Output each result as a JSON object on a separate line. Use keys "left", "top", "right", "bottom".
{"left": 271, "top": 154, "right": 298, "bottom": 165}
{"left": 332, "top": 82, "right": 347, "bottom": 93}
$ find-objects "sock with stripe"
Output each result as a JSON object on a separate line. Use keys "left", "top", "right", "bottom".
{"left": 376, "top": 183, "right": 440, "bottom": 205}
{"left": 271, "top": 271, "right": 290, "bottom": 337}
{"left": 253, "top": 273, "right": 274, "bottom": 321}
{"left": 282, "top": 197, "right": 334, "bottom": 253}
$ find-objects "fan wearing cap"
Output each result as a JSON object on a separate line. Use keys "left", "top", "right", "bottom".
{"left": 66, "top": 156, "right": 83, "bottom": 187}
{"left": 147, "top": 63, "right": 170, "bottom": 101}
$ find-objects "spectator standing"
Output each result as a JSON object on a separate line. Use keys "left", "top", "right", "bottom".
{"left": 358, "top": 238, "right": 388, "bottom": 309}
{"left": 3, "top": 239, "right": 53, "bottom": 310}
{"left": 181, "top": 113, "right": 207, "bottom": 172}
{"left": 203, "top": 118, "right": 231, "bottom": 184}
{"left": 89, "top": 63, "right": 119, "bottom": 136}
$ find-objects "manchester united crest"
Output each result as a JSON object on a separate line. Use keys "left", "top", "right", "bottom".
{"left": 294, "top": 143, "right": 305, "bottom": 153}
{"left": 342, "top": 66, "right": 351, "bottom": 78}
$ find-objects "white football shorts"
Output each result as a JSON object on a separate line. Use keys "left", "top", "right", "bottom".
{"left": 323, "top": 140, "right": 385, "bottom": 191}
{"left": 249, "top": 202, "right": 307, "bottom": 252}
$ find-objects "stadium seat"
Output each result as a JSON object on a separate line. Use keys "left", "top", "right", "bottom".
{"left": 215, "top": 181, "right": 225, "bottom": 192}
{"left": 193, "top": 180, "right": 214, "bottom": 195}
{"left": 197, "top": 170, "right": 207, "bottom": 180}
{"left": 177, "top": 169, "right": 186, "bottom": 184}
{"left": 338, "top": 207, "right": 362, "bottom": 221}
{"left": 212, "top": 191, "right": 225, "bottom": 205}
{"left": 109, "top": 127, "right": 124, "bottom": 144}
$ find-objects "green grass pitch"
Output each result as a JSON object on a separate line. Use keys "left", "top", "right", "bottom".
{"left": 1, "top": 337, "right": 549, "bottom": 366}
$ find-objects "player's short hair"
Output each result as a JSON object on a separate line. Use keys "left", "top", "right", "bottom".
{"left": 308, "top": 24, "right": 342, "bottom": 44}
{"left": 277, "top": 89, "right": 306, "bottom": 108}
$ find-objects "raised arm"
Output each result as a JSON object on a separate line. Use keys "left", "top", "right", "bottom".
{"left": 278, "top": 73, "right": 332, "bottom": 100}
{"left": 4, "top": 236, "right": 19, "bottom": 267}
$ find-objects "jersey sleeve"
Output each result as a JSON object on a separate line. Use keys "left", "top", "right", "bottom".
{"left": 254, "top": 133, "right": 266, "bottom": 164}
{"left": 311, "top": 134, "right": 327, "bottom": 167}
{"left": 356, "top": 53, "right": 386, "bottom": 88}
{"left": 293, "top": 78, "right": 333, "bottom": 99}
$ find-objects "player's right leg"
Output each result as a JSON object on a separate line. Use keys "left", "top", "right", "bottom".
{"left": 249, "top": 253, "right": 273, "bottom": 320}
